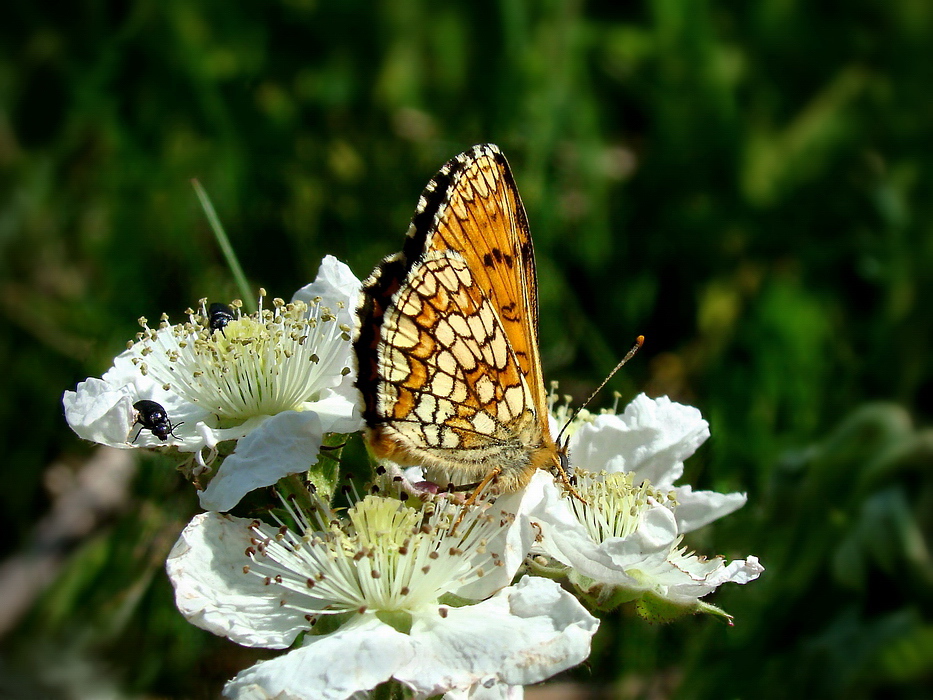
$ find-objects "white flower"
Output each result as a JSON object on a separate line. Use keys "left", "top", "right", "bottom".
{"left": 561, "top": 393, "right": 747, "bottom": 532}
{"left": 523, "top": 471, "right": 762, "bottom": 616}
{"left": 62, "top": 256, "right": 364, "bottom": 511}
{"left": 166, "top": 493, "right": 598, "bottom": 700}
{"left": 523, "top": 394, "right": 763, "bottom": 617}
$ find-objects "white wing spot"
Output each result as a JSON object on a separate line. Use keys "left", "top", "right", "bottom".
{"left": 467, "top": 314, "right": 489, "bottom": 343}
{"left": 435, "top": 319, "right": 456, "bottom": 347}
{"left": 384, "top": 348, "right": 411, "bottom": 383}
{"left": 449, "top": 313, "right": 471, "bottom": 338}
{"left": 416, "top": 270, "right": 438, "bottom": 297}
{"left": 431, "top": 372, "right": 455, "bottom": 398}
{"left": 490, "top": 328, "right": 508, "bottom": 368}
{"left": 471, "top": 411, "right": 496, "bottom": 436}
{"left": 417, "top": 394, "right": 438, "bottom": 420}
{"left": 449, "top": 340, "right": 477, "bottom": 371}
{"left": 424, "top": 424, "right": 441, "bottom": 445}
{"left": 388, "top": 314, "right": 420, "bottom": 349}
{"left": 476, "top": 375, "right": 495, "bottom": 404}
{"left": 503, "top": 385, "right": 527, "bottom": 420}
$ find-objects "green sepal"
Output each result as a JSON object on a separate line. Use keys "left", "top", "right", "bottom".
{"left": 375, "top": 610, "right": 413, "bottom": 634}
{"left": 526, "top": 555, "right": 572, "bottom": 581}
{"left": 370, "top": 679, "right": 414, "bottom": 700}
{"left": 634, "top": 591, "right": 735, "bottom": 624}
{"left": 307, "top": 431, "right": 349, "bottom": 500}
{"left": 569, "top": 571, "right": 640, "bottom": 611}
{"left": 304, "top": 612, "right": 352, "bottom": 638}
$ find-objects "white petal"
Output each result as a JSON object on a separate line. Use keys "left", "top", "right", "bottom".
{"left": 198, "top": 411, "right": 328, "bottom": 512}
{"left": 569, "top": 394, "right": 709, "bottom": 488}
{"left": 402, "top": 466, "right": 426, "bottom": 482}
{"left": 398, "top": 577, "right": 598, "bottom": 696}
{"left": 454, "top": 488, "right": 536, "bottom": 601}
{"left": 672, "top": 486, "right": 747, "bottom": 533}
{"left": 520, "top": 471, "right": 581, "bottom": 532}
{"left": 63, "top": 379, "right": 137, "bottom": 448}
{"left": 300, "top": 390, "right": 364, "bottom": 435}
{"left": 291, "top": 255, "right": 362, "bottom": 329}
{"left": 324, "top": 371, "right": 363, "bottom": 408}
{"left": 567, "top": 511, "right": 677, "bottom": 586}
{"left": 166, "top": 513, "right": 309, "bottom": 648}
{"left": 637, "top": 550, "right": 764, "bottom": 605}
{"left": 705, "top": 555, "right": 764, "bottom": 587}
{"left": 196, "top": 415, "right": 271, "bottom": 450}
{"left": 224, "top": 616, "right": 413, "bottom": 700}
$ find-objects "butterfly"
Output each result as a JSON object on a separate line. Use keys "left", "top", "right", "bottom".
{"left": 354, "top": 143, "right": 571, "bottom": 496}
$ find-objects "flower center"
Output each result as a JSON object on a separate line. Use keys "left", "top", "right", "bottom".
{"left": 131, "top": 296, "right": 351, "bottom": 422}
{"left": 569, "top": 471, "right": 676, "bottom": 542}
{"left": 243, "top": 495, "right": 509, "bottom": 617}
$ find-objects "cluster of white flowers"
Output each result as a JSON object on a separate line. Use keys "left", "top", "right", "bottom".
{"left": 64, "top": 257, "right": 763, "bottom": 700}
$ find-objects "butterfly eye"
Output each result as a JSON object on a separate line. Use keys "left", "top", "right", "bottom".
{"left": 558, "top": 449, "right": 571, "bottom": 473}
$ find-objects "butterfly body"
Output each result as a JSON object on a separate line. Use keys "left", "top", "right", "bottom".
{"left": 355, "top": 144, "right": 561, "bottom": 493}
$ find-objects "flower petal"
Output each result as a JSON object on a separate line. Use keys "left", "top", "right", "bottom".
{"left": 570, "top": 394, "right": 709, "bottom": 488}
{"left": 63, "top": 378, "right": 138, "bottom": 447}
{"left": 224, "top": 615, "right": 413, "bottom": 700}
{"left": 671, "top": 485, "right": 747, "bottom": 533}
{"left": 198, "top": 411, "right": 328, "bottom": 512}
{"left": 301, "top": 390, "right": 364, "bottom": 435}
{"left": 63, "top": 368, "right": 211, "bottom": 451}
{"left": 291, "top": 255, "right": 362, "bottom": 329}
{"left": 453, "top": 488, "right": 536, "bottom": 601}
{"left": 704, "top": 554, "right": 764, "bottom": 587}
{"left": 166, "top": 512, "right": 310, "bottom": 648}
{"left": 398, "top": 577, "right": 598, "bottom": 696}
{"left": 645, "top": 551, "right": 765, "bottom": 604}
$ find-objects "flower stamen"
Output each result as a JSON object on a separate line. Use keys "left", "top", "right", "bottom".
{"left": 240, "top": 495, "right": 512, "bottom": 618}
{"left": 130, "top": 297, "right": 350, "bottom": 422}
{"left": 568, "top": 471, "right": 676, "bottom": 542}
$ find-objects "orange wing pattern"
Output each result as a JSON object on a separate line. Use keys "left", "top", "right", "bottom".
{"left": 354, "top": 144, "right": 558, "bottom": 492}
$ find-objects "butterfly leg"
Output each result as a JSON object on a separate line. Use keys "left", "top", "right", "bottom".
{"left": 451, "top": 467, "right": 502, "bottom": 533}
{"left": 319, "top": 440, "right": 348, "bottom": 452}
{"left": 465, "top": 467, "right": 502, "bottom": 506}
{"left": 551, "top": 456, "right": 587, "bottom": 505}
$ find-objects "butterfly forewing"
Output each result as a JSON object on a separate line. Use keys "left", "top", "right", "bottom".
{"left": 355, "top": 144, "right": 558, "bottom": 492}
{"left": 427, "top": 149, "right": 550, "bottom": 416}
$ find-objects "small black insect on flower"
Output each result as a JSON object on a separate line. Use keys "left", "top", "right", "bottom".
{"left": 132, "top": 400, "right": 183, "bottom": 443}
{"left": 208, "top": 303, "right": 236, "bottom": 334}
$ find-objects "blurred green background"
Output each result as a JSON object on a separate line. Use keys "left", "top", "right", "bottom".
{"left": 3, "top": 0, "right": 933, "bottom": 697}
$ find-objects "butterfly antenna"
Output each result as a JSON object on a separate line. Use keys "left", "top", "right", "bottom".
{"left": 555, "top": 335, "right": 644, "bottom": 445}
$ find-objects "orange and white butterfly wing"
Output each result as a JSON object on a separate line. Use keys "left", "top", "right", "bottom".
{"left": 355, "top": 144, "right": 557, "bottom": 491}
{"left": 417, "top": 146, "right": 547, "bottom": 410}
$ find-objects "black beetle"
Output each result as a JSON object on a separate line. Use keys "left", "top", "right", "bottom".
{"left": 132, "top": 399, "right": 183, "bottom": 443}
{"left": 208, "top": 303, "right": 236, "bottom": 333}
